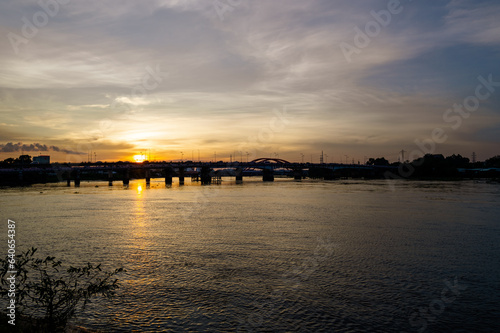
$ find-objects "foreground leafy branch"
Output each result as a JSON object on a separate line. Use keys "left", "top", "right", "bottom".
{"left": 0, "top": 247, "right": 124, "bottom": 332}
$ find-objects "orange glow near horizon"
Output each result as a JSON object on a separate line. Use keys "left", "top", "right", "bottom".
{"left": 133, "top": 154, "right": 147, "bottom": 163}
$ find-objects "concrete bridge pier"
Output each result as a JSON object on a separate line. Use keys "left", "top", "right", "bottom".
{"left": 235, "top": 167, "right": 243, "bottom": 183}
{"left": 324, "top": 168, "right": 336, "bottom": 180}
{"left": 213, "top": 171, "right": 222, "bottom": 184}
{"left": 164, "top": 167, "right": 173, "bottom": 185}
{"left": 293, "top": 168, "right": 302, "bottom": 181}
{"left": 74, "top": 170, "right": 80, "bottom": 187}
{"left": 64, "top": 171, "right": 71, "bottom": 186}
{"left": 200, "top": 166, "right": 211, "bottom": 185}
{"left": 263, "top": 168, "right": 274, "bottom": 182}
{"left": 178, "top": 167, "right": 185, "bottom": 185}
{"left": 123, "top": 169, "right": 130, "bottom": 185}
{"left": 108, "top": 170, "right": 113, "bottom": 186}
{"left": 145, "top": 169, "right": 151, "bottom": 185}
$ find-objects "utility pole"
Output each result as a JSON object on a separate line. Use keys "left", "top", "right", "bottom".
{"left": 345, "top": 155, "right": 348, "bottom": 164}
{"left": 300, "top": 153, "right": 304, "bottom": 163}
{"left": 320, "top": 150, "right": 324, "bottom": 164}
{"left": 400, "top": 149, "right": 407, "bottom": 163}
{"left": 472, "top": 152, "right": 477, "bottom": 164}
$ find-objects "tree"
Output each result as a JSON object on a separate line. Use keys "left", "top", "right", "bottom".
{"left": 445, "top": 154, "right": 470, "bottom": 168}
{"left": 366, "top": 157, "right": 390, "bottom": 166}
{"left": 16, "top": 155, "right": 32, "bottom": 164}
{"left": 485, "top": 155, "right": 500, "bottom": 168}
{"left": 0, "top": 247, "right": 124, "bottom": 332}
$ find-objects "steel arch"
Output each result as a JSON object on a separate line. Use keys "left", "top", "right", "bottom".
{"left": 249, "top": 158, "right": 291, "bottom": 164}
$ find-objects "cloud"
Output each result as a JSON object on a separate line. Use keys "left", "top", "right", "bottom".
{"left": 445, "top": 0, "right": 500, "bottom": 46}
{"left": 0, "top": 142, "right": 85, "bottom": 155}
{"left": 0, "top": 0, "right": 499, "bottom": 161}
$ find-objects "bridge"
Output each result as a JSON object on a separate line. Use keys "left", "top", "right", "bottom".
{"left": 0, "top": 158, "right": 396, "bottom": 187}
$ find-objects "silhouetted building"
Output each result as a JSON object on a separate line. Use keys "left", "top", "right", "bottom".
{"left": 33, "top": 155, "right": 50, "bottom": 164}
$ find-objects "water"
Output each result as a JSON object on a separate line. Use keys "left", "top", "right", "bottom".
{"left": 1, "top": 179, "right": 499, "bottom": 332}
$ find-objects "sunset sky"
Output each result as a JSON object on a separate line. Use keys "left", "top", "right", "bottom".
{"left": 1, "top": 0, "right": 499, "bottom": 163}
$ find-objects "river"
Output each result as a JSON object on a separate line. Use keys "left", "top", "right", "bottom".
{"left": 1, "top": 178, "right": 499, "bottom": 332}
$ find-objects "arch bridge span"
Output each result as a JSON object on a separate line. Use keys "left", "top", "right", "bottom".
{"left": 249, "top": 158, "right": 292, "bottom": 164}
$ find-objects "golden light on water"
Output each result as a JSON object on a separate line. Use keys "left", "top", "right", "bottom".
{"left": 137, "top": 185, "right": 143, "bottom": 194}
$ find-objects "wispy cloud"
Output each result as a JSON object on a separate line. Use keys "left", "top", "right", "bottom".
{"left": 445, "top": 0, "right": 500, "bottom": 45}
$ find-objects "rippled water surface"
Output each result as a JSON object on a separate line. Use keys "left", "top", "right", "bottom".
{"left": 1, "top": 179, "right": 499, "bottom": 332}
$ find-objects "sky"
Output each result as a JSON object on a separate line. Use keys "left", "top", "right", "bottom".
{"left": 0, "top": 0, "right": 499, "bottom": 163}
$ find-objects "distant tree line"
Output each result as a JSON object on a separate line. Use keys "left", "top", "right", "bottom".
{"left": 0, "top": 154, "right": 32, "bottom": 166}
{"left": 367, "top": 154, "right": 500, "bottom": 178}
{"left": 485, "top": 155, "right": 500, "bottom": 167}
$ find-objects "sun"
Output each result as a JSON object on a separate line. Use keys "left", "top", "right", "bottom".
{"left": 133, "top": 154, "right": 147, "bottom": 163}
